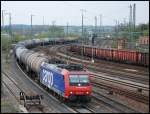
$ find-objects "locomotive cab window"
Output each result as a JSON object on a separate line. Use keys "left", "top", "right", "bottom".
{"left": 69, "top": 75, "right": 89, "bottom": 86}
{"left": 79, "top": 75, "right": 89, "bottom": 83}
{"left": 69, "top": 75, "right": 79, "bottom": 84}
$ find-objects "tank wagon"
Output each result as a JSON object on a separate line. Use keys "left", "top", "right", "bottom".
{"left": 15, "top": 38, "right": 92, "bottom": 102}
{"left": 69, "top": 44, "right": 149, "bottom": 66}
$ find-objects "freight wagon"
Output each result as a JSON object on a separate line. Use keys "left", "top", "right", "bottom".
{"left": 69, "top": 44, "right": 149, "bottom": 66}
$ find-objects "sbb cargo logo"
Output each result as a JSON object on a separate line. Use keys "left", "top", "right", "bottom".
{"left": 42, "top": 69, "right": 53, "bottom": 88}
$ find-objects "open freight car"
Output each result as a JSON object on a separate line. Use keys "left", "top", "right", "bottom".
{"left": 69, "top": 44, "right": 149, "bottom": 66}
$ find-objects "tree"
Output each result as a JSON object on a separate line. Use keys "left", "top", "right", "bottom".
{"left": 48, "top": 26, "right": 65, "bottom": 37}
{"left": 1, "top": 35, "right": 11, "bottom": 51}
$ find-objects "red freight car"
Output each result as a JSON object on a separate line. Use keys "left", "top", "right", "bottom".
{"left": 84, "top": 46, "right": 92, "bottom": 57}
{"left": 105, "top": 49, "right": 113, "bottom": 60}
{"left": 112, "top": 49, "right": 118, "bottom": 61}
{"left": 138, "top": 52, "right": 149, "bottom": 66}
{"left": 69, "top": 44, "right": 149, "bottom": 66}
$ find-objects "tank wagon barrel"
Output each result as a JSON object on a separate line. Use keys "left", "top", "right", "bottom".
{"left": 30, "top": 54, "right": 48, "bottom": 73}
{"left": 16, "top": 47, "right": 28, "bottom": 61}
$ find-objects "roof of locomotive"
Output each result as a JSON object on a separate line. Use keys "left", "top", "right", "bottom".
{"left": 68, "top": 71, "right": 90, "bottom": 75}
{"left": 57, "top": 64, "right": 84, "bottom": 71}
{"left": 41, "top": 61, "right": 87, "bottom": 76}
{"left": 41, "top": 62, "right": 62, "bottom": 73}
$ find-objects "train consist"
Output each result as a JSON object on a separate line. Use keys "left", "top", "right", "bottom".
{"left": 14, "top": 38, "right": 92, "bottom": 102}
{"left": 69, "top": 44, "right": 149, "bottom": 66}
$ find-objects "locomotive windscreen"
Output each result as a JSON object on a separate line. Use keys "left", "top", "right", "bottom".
{"left": 69, "top": 75, "right": 89, "bottom": 86}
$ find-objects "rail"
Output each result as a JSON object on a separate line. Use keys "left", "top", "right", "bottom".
{"left": 2, "top": 71, "right": 44, "bottom": 109}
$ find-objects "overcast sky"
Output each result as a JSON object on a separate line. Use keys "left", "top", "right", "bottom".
{"left": 1, "top": 1, "right": 149, "bottom": 26}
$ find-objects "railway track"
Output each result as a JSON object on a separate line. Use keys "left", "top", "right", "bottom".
{"left": 87, "top": 66, "right": 149, "bottom": 85}
{"left": 14, "top": 55, "right": 99, "bottom": 113}
{"left": 2, "top": 72, "right": 22, "bottom": 103}
{"left": 56, "top": 53, "right": 149, "bottom": 88}
{"left": 16, "top": 61, "right": 142, "bottom": 113}
{"left": 43, "top": 44, "right": 148, "bottom": 76}
{"left": 2, "top": 71, "right": 44, "bottom": 113}
{"left": 13, "top": 52, "right": 118, "bottom": 113}
{"left": 69, "top": 105, "right": 96, "bottom": 113}
{"left": 92, "top": 92, "right": 138, "bottom": 113}
{"left": 56, "top": 51, "right": 149, "bottom": 84}
{"left": 56, "top": 51, "right": 149, "bottom": 85}
{"left": 91, "top": 72, "right": 149, "bottom": 92}
{"left": 73, "top": 54, "right": 149, "bottom": 75}
{"left": 73, "top": 92, "right": 138, "bottom": 113}
{"left": 4, "top": 54, "right": 80, "bottom": 113}
{"left": 54, "top": 46, "right": 149, "bottom": 103}
{"left": 30, "top": 44, "right": 150, "bottom": 111}
{"left": 65, "top": 46, "right": 148, "bottom": 72}
{"left": 59, "top": 45, "right": 149, "bottom": 76}
{"left": 2, "top": 47, "right": 92, "bottom": 113}
{"left": 31, "top": 45, "right": 149, "bottom": 105}
{"left": 93, "top": 82, "right": 149, "bottom": 104}
{"left": 3, "top": 37, "right": 148, "bottom": 113}
{"left": 14, "top": 45, "right": 140, "bottom": 113}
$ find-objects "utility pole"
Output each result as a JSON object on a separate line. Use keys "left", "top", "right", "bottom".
{"left": 129, "top": 4, "right": 132, "bottom": 30}
{"left": 5, "top": 12, "right": 12, "bottom": 42}
{"left": 80, "top": 9, "right": 86, "bottom": 42}
{"left": 7, "top": 13, "right": 12, "bottom": 42}
{"left": 95, "top": 16, "right": 97, "bottom": 35}
{"left": 99, "top": 14, "right": 102, "bottom": 37}
{"left": 31, "top": 14, "right": 34, "bottom": 39}
{"left": 129, "top": 5, "right": 132, "bottom": 49}
{"left": 91, "top": 16, "right": 97, "bottom": 63}
{"left": 43, "top": 16, "right": 45, "bottom": 26}
{"left": 117, "top": 20, "right": 120, "bottom": 32}
{"left": 66, "top": 22, "right": 69, "bottom": 37}
{"left": 123, "top": 18, "right": 126, "bottom": 27}
{"left": 66, "top": 22, "right": 69, "bottom": 64}
{"left": 52, "top": 20, "right": 55, "bottom": 26}
{"left": 42, "top": 16, "right": 45, "bottom": 47}
{"left": 115, "top": 20, "right": 118, "bottom": 33}
{"left": 2, "top": 10, "right": 5, "bottom": 28}
{"left": 114, "top": 20, "right": 118, "bottom": 39}
{"left": 43, "top": 16, "right": 45, "bottom": 34}
{"left": 9, "top": 13, "right": 12, "bottom": 37}
{"left": 133, "top": 3, "right": 136, "bottom": 30}
{"left": 80, "top": 9, "right": 86, "bottom": 66}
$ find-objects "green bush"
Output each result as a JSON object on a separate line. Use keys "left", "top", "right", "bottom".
{"left": 111, "top": 41, "right": 117, "bottom": 48}
{"left": 1, "top": 35, "right": 11, "bottom": 51}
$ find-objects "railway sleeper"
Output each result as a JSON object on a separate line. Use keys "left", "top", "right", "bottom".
{"left": 137, "top": 88, "right": 142, "bottom": 93}
{"left": 107, "top": 90, "right": 114, "bottom": 95}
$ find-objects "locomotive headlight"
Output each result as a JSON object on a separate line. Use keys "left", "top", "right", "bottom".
{"left": 86, "top": 92, "right": 89, "bottom": 94}
{"left": 70, "top": 91, "right": 73, "bottom": 94}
